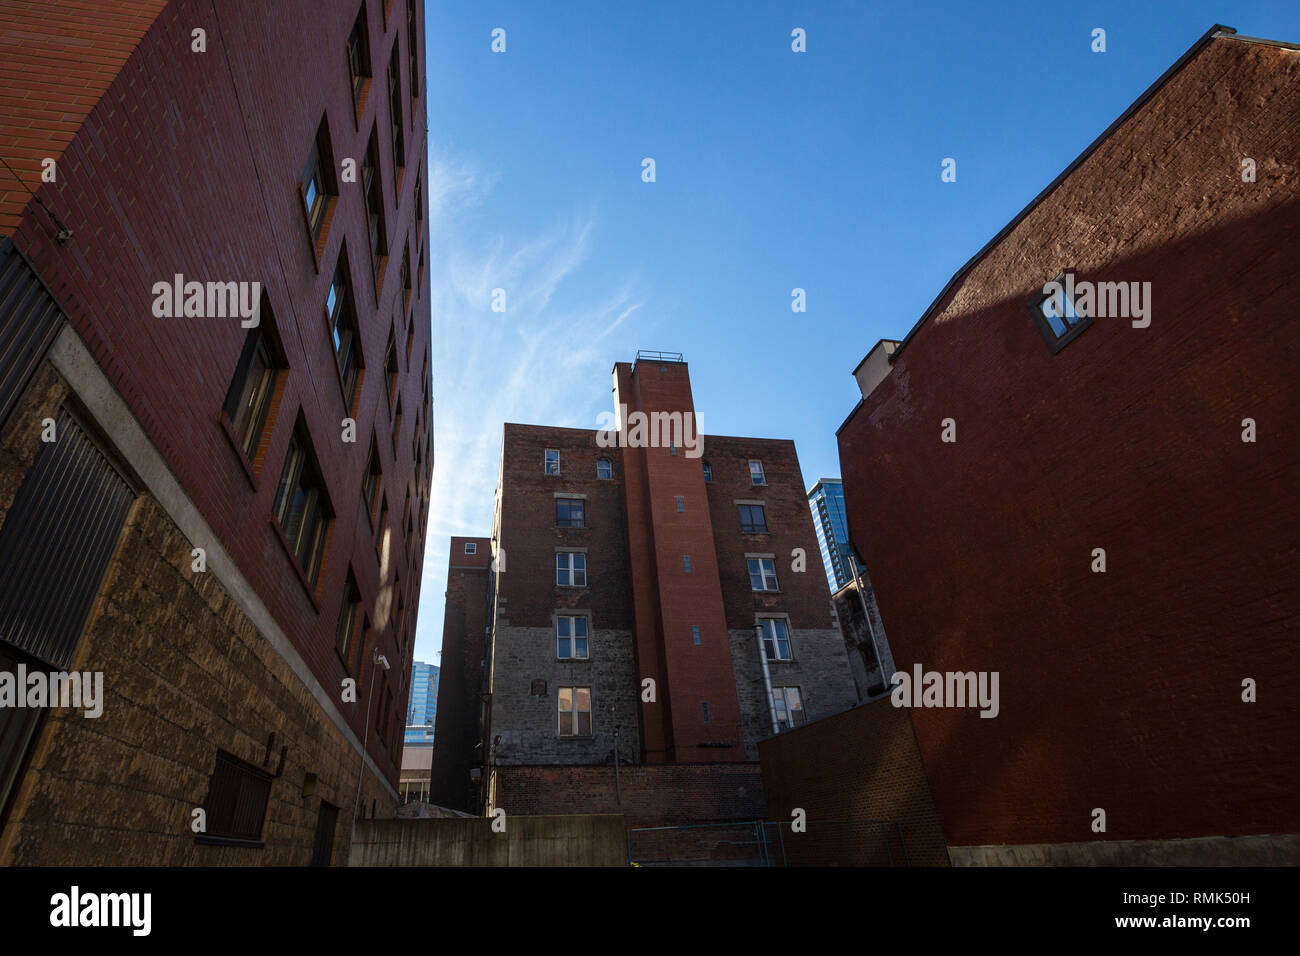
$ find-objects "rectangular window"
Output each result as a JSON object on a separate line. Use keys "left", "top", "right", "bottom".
{"left": 201, "top": 750, "right": 272, "bottom": 845}
{"left": 384, "top": 331, "right": 399, "bottom": 409}
{"left": 556, "top": 552, "right": 587, "bottom": 587}
{"left": 772, "top": 687, "right": 806, "bottom": 730}
{"left": 346, "top": 7, "right": 371, "bottom": 111}
{"left": 702, "top": 701, "right": 710, "bottom": 722}
{"left": 361, "top": 440, "right": 381, "bottom": 522}
{"left": 555, "top": 497, "right": 584, "bottom": 528}
{"left": 558, "top": 686, "right": 592, "bottom": 736}
{"left": 556, "top": 616, "right": 589, "bottom": 659}
{"left": 387, "top": 43, "right": 404, "bottom": 178}
{"left": 362, "top": 133, "right": 387, "bottom": 288}
{"left": 326, "top": 255, "right": 362, "bottom": 410}
{"left": 675, "top": 496, "right": 684, "bottom": 513}
{"left": 738, "top": 504, "right": 768, "bottom": 534}
{"left": 300, "top": 119, "right": 336, "bottom": 247}
{"left": 336, "top": 572, "right": 361, "bottom": 665}
{"left": 748, "top": 557, "right": 779, "bottom": 591}
{"left": 272, "top": 422, "right": 331, "bottom": 587}
{"left": 749, "top": 460, "right": 766, "bottom": 486}
{"left": 222, "top": 318, "right": 281, "bottom": 462}
{"left": 759, "top": 618, "right": 793, "bottom": 662}
{"left": 544, "top": 449, "right": 560, "bottom": 475}
{"left": 692, "top": 625, "right": 701, "bottom": 645}
{"left": 703, "top": 461, "right": 712, "bottom": 482}
{"left": 683, "top": 554, "right": 692, "bottom": 573}
{"left": 406, "top": 0, "right": 420, "bottom": 101}
{"left": 596, "top": 459, "right": 611, "bottom": 479}
{"left": 311, "top": 801, "right": 339, "bottom": 867}
{"left": 1028, "top": 271, "right": 1094, "bottom": 353}
{"left": 464, "top": 542, "right": 477, "bottom": 555}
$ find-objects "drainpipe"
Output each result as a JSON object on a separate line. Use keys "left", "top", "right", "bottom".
{"left": 755, "top": 624, "right": 781, "bottom": 735}
{"left": 848, "top": 554, "right": 888, "bottom": 694}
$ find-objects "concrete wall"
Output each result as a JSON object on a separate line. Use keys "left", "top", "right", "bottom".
{"left": 952, "top": 835, "right": 1300, "bottom": 867}
{"left": 348, "top": 815, "right": 627, "bottom": 866}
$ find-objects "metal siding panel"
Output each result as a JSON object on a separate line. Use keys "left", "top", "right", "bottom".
{"left": 0, "top": 243, "right": 66, "bottom": 429}
{"left": 0, "top": 409, "right": 134, "bottom": 668}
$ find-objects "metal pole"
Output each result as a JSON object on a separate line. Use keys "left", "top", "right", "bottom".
{"left": 755, "top": 624, "right": 781, "bottom": 735}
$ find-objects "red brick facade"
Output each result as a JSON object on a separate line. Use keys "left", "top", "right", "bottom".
{"left": 836, "top": 32, "right": 1300, "bottom": 850}
{"left": 2, "top": 0, "right": 432, "bottom": 788}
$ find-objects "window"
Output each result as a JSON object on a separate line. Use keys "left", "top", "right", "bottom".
{"left": 556, "top": 551, "right": 586, "bottom": 587}
{"left": 702, "top": 461, "right": 712, "bottom": 482}
{"left": 558, "top": 686, "right": 592, "bottom": 736}
{"left": 544, "top": 449, "right": 560, "bottom": 475}
{"left": 692, "top": 625, "right": 701, "bottom": 645}
{"left": 748, "top": 557, "right": 779, "bottom": 591}
{"left": 675, "top": 496, "right": 684, "bottom": 513}
{"left": 759, "top": 618, "right": 792, "bottom": 662}
{"left": 363, "top": 132, "right": 387, "bottom": 288}
{"left": 201, "top": 750, "right": 272, "bottom": 845}
{"left": 222, "top": 310, "right": 283, "bottom": 463}
{"left": 749, "top": 460, "right": 766, "bottom": 486}
{"left": 361, "top": 439, "right": 381, "bottom": 522}
{"left": 336, "top": 571, "right": 361, "bottom": 665}
{"left": 1028, "top": 271, "right": 1094, "bottom": 353}
{"left": 375, "top": 494, "right": 389, "bottom": 561}
{"left": 464, "top": 541, "right": 477, "bottom": 555}
{"left": 772, "top": 687, "right": 806, "bottom": 730}
{"left": 400, "top": 239, "right": 411, "bottom": 313}
{"left": 326, "top": 253, "right": 362, "bottom": 410}
{"left": 300, "top": 117, "right": 336, "bottom": 249}
{"left": 556, "top": 616, "right": 589, "bottom": 659}
{"left": 311, "top": 801, "right": 339, "bottom": 867}
{"left": 384, "top": 330, "right": 399, "bottom": 409}
{"left": 387, "top": 43, "right": 405, "bottom": 181}
{"left": 670, "top": 442, "right": 677, "bottom": 456}
{"left": 683, "top": 554, "right": 692, "bottom": 573}
{"left": 738, "top": 504, "right": 768, "bottom": 533}
{"left": 702, "top": 702, "right": 710, "bottom": 723}
{"left": 406, "top": 0, "right": 419, "bottom": 102}
{"left": 272, "top": 421, "right": 331, "bottom": 587}
{"left": 346, "top": 6, "right": 371, "bottom": 112}
{"left": 596, "top": 458, "right": 611, "bottom": 479}
{"left": 403, "top": 487, "right": 413, "bottom": 559}
{"left": 555, "top": 497, "right": 584, "bottom": 528}
{"left": 392, "top": 397, "right": 402, "bottom": 456}
{"left": 414, "top": 167, "right": 424, "bottom": 223}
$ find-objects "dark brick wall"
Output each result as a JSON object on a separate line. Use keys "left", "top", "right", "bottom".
{"left": 492, "top": 763, "right": 765, "bottom": 828}
{"left": 759, "top": 699, "right": 950, "bottom": 866}
{"left": 428, "top": 536, "right": 490, "bottom": 811}
{"left": 5, "top": 0, "right": 432, "bottom": 786}
{"left": 837, "top": 36, "right": 1300, "bottom": 848}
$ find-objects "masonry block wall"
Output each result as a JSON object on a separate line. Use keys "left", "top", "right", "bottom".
{"left": 758, "top": 699, "right": 950, "bottom": 867}
{"left": 2, "top": 0, "right": 433, "bottom": 797}
{"left": 836, "top": 34, "right": 1300, "bottom": 854}
{"left": 0, "top": 364, "right": 392, "bottom": 864}
{"left": 428, "top": 537, "right": 491, "bottom": 812}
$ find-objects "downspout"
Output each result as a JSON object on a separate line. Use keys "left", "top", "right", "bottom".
{"left": 755, "top": 624, "right": 781, "bottom": 735}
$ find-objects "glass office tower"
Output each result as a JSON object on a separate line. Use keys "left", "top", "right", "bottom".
{"left": 808, "top": 478, "right": 853, "bottom": 592}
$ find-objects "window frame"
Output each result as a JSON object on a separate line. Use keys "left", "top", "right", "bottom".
{"left": 772, "top": 686, "right": 806, "bottom": 730}
{"left": 596, "top": 458, "right": 612, "bottom": 480}
{"left": 1027, "top": 270, "right": 1094, "bottom": 354}
{"left": 557, "top": 686, "right": 593, "bottom": 736}
{"left": 544, "top": 448, "right": 560, "bottom": 476}
{"left": 759, "top": 617, "right": 793, "bottom": 662}
{"left": 464, "top": 542, "right": 477, "bottom": 555}
{"left": 271, "top": 420, "right": 332, "bottom": 589}
{"left": 748, "top": 460, "right": 766, "bottom": 486}
{"left": 556, "top": 615, "right": 589, "bottom": 660}
{"left": 555, "top": 551, "right": 587, "bottom": 587}
{"left": 555, "top": 497, "right": 585, "bottom": 528}
{"left": 738, "top": 504, "right": 768, "bottom": 534}
{"left": 747, "top": 556, "right": 779, "bottom": 592}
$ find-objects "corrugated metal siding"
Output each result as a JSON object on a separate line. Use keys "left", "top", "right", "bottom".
{"left": 0, "top": 239, "right": 66, "bottom": 429}
{"left": 0, "top": 408, "right": 134, "bottom": 668}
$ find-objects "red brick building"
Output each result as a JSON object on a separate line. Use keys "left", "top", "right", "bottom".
{"left": 435, "top": 353, "right": 858, "bottom": 821}
{"left": 836, "top": 27, "right": 1300, "bottom": 864}
{"left": 0, "top": 0, "right": 431, "bottom": 864}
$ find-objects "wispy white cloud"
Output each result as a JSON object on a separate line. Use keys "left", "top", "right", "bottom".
{"left": 413, "top": 150, "right": 645, "bottom": 666}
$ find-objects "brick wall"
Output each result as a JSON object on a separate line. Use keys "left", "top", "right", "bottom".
{"left": 837, "top": 35, "right": 1300, "bottom": 850}
{"left": 5, "top": 0, "right": 433, "bottom": 787}
{"left": 758, "top": 699, "right": 950, "bottom": 866}
{"left": 0, "top": 363, "right": 394, "bottom": 864}
{"left": 492, "top": 763, "right": 766, "bottom": 828}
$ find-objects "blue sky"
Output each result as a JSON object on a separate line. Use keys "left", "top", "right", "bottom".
{"left": 412, "top": 0, "right": 1299, "bottom": 666}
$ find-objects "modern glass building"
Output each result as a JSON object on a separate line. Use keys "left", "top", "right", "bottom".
{"left": 808, "top": 478, "right": 853, "bottom": 592}
{"left": 405, "top": 661, "right": 439, "bottom": 746}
